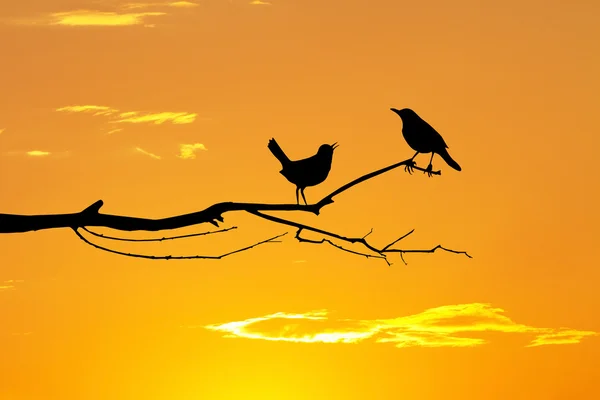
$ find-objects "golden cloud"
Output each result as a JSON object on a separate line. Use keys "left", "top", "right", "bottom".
{"left": 250, "top": 0, "right": 272, "bottom": 4}
{"left": 48, "top": 10, "right": 166, "bottom": 26}
{"left": 1, "top": 280, "right": 23, "bottom": 291}
{"left": 169, "top": 1, "right": 200, "bottom": 7}
{"left": 57, "top": 105, "right": 197, "bottom": 126}
{"left": 0, "top": 128, "right": 5, "bottom": 135}
{"left": 26, "top": 150, "right": 51, "bottom": 157}
{"left": 177, "top": 143, "right": 207, "bottom": 159}
{"left": 203, "top": 303, "right": 597, "bottom": 348}
{"left": 135, "top": 147, "right": 162, "bottom": 160}
{"left": 116, "top": 112, "right": 197, "bottom": 125}
{"left": 56, "top": 105, "right": 118, "bottom": 116}
{"left": 123, "top": 1, "right": 199, "bottom": 9}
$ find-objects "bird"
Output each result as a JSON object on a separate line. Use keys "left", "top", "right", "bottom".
{"left": 268, "top": 138, "right": 338, "bottom": 205}
{"left": 390, "top": 107, "right": 461, "bottom": 177}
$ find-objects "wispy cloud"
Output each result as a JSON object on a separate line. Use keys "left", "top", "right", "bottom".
{"left": 202, "top": 303, "right": 597, "bottom": 348}
{"left": 116, "top": 111, "right": 197, "bottom": 125}
{"left": 106, "top": 128, "right": 124, "bottom": 135}
{"left": 123, "top": 1, "right": 199, "bottom": 9}
{"left": 10, "top": 1, "right": 198, "bottom": 27}
{"left": 250, "top": 0, "right": 272, "bottom": 4}
{"left": 135, "top": 147, "right": 162, "bottom": 160}
{"left": 0, "top": 128, "right": 5, "bottom": 135}
{"left": 177, "top": 143, "right": 207, "bottom": 159}
{"left": 50, "top": 10, "right": 165, "bottom": 26}
{"left": 57, "top": 105, "right": 197, "bottom": 127}
{"left": 26, "top": 150, "right": 51, "bottom": 157}
{"left": 1, "top": 280, "right": 24, "bottom": 291}
{"left": 56, "top": 105, "right": 118, "bottom": 115}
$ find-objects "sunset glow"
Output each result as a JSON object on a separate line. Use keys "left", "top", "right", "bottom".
{"left": 1, "top": 0, "right": 599, "bottom": 398}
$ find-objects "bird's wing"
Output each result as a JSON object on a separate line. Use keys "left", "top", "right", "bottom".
{"left": 423, "top": 120, "right": 450, "bottom": 149}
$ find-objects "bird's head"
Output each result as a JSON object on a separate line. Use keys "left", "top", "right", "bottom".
{"left": 318, "top": 143, "right": 338, "bottom": 157}
{"left": 390, "top": 107, "right": 417, "bottom": 121}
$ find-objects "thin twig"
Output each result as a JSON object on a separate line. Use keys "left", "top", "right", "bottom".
{"left": 72, "top": 227, "right": 287, "bottom": 260}
{"left": 248, "top": 210, "right": 469, "bottom": 265}
{"left": 81, "top": 226, "right": 236, "bottom": 242}
{"left": 295, "top": 229, "right": 390, "bottom": 265}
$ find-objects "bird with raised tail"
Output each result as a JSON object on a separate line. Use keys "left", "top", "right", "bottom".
{"left": 390, "top": 108, "right": 462, "bottom": 177}
{"left": 268, "top": 138, "right": 338, "bottom": 205}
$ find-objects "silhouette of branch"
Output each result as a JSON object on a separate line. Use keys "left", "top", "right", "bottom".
{"left": 81, "top": 226, "right": 236, "bottom": 242}
{"left": 0, "top": 157, "right": 462, "bottom": 263}
{"left": 247, "top": 210, "right": 468, "bottom": 265}
{"left": 72, "top": 227, "right": 287, "bottom": 260}
{"left": 294, "top": 228, "right": 390, "bottom": 265}
{"left": 315, "top": 158, "right": 440, "bottom": 208}
{"left": 0, "top": 158, "right": 435, "bottom": 234}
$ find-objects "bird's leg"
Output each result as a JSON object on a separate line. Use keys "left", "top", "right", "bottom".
{"left": 300, "top": 188, "right": 308, "bottom": 205}
{"left": 295, "top": 187, "right": 300, "bottom": 205}
{"left": 424, "top": 153, "right": 434, "bottom": 177}
{"left": 404, "top": 151, "right": 419, "bottom": 174}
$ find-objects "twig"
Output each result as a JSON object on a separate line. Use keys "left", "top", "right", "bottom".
{"left": 72, "top": 227, "right": 287, "bottom": 260}
{"left": 81, "top": 226, "right": 236, "bottom": 242}
{"left": 248, "top": 210, "right": 470, "bottom": 265}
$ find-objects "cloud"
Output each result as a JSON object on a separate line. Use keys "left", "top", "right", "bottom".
{"left": 116, "top": 111, "right": 197, "bottom": 125}
{"left": 11, "top": 1, "right": 198, "bottom": 27}
{"left": 26, "top": 150, "right": 51, "bottom": 157}
{"left": 56, "top": 105, "right": 118, "bottom": 116}
{"left": 1, "top": 280, "right": 23, "bottom": 291}
{"left": 250, "top": 0, "right": 271, "bottom": 4}
{"left": 169, "top": 1, "right": 200, "bottom": 7}
{"left": 57, "top": 105, "right": 197, "bottom": 127}
{"left": 106, "top": 128, "right": 124, "bottom": 135}
{"left": 202, "top": 303, "right": 597, "bottom": 348}
{"left": 47, "top": 10, "right": 166, "bottom": 27}
{"left": 135, "top": 147, "right": 162, "bottom": 160}
{"left": 123, "top": 1, "right": 199, "bottom": 9}
{"left": 527, "top": 329, "right": 597, "bottom": 347}
{"left": 177, "top": 143, "right": 207, "bottom": 159}
{"left": 0, "top": 128, "right": 5, "bottom": 135}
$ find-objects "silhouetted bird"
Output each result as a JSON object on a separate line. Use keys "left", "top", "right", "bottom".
{"left": 390, "top": 108, "right": 462, "bottom": 177}
{"left": 268, "top": 138, "right": 338, "bottom": 205}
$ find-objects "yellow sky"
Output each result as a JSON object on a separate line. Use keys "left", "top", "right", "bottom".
{"left": 1, "top": 1, "right": 600, "bottom": 399}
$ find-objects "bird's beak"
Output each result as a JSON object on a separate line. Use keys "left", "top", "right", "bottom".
{"left": 332, "top": 142, "right": 339, "bottom": 150}
{"left": 390, "top": 108, "right": 399, "bottom": 114}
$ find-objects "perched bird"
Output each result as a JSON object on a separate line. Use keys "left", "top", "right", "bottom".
{"left": 268, "top": 138, "right": 338, "bottom": 205}
{"left": 390, "top": 108, "right": 462, "bottom": 176}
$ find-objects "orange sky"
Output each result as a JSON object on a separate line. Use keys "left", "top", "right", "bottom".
{"left": 1, "top": 0, "right": 600, "bottom": 399}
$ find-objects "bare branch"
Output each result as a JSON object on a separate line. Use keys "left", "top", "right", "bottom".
{"left": 0, "top": 158, "right": 432, "bottom": 234}
{"left": 382, "top": 229, "right": 415, "bottom": 251}
{"left": 248, "top": 210, "right": 469, "bottom": 265}
{"left": 0, "top": 156, "right": 467, "bottom": 263}
{"left": 81, "top": 226, "right": 236, "bottom": 242}
{"left": 295, "top": 228, "right": 390, "bottom": 265}
{"left": 72, "top": 227, "right": 287, "bottom": 260}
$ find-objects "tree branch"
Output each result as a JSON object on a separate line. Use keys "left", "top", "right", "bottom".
{"left": 0, "top": 158, "right": 433, "bottom": 234}
{"left": 80, "top": 226, "right": 236, "bottom": 242}
{"left": 247, "top": 210, "right": 469, "bottom": 265}
{"left": 72, "top": 227, "right": 287, "bottom": 260}
{"left": 0, "top": 157, "right": 464, "bottom": 263}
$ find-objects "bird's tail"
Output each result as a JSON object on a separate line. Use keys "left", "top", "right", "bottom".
{"left": 268, "top": 138, "right": 291, "bottom": 166}
{"left": 438, "top": 148, "right": 462, "bottom": 171}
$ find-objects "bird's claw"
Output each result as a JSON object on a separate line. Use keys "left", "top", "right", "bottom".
{"left": 424, "top": 164, "right": 434, "bottom": 177}
{"left": 404, "top": 160, "right": 417, "bottom": 175}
